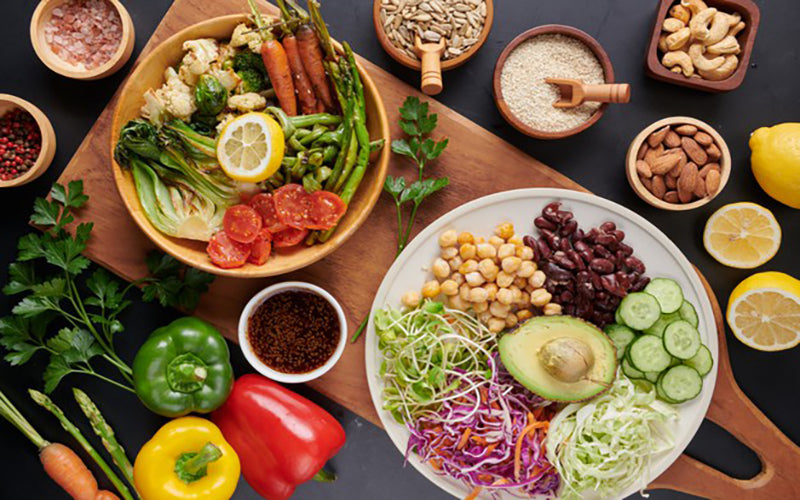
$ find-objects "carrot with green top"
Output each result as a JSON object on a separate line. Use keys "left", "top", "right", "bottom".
{"left": 247, "top": 0, "right": 297, "bottom": 115}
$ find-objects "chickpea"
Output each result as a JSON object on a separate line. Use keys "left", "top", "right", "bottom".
{"left": 517, "top": 260, "right": 536, "bottom": 278}
{"left": 448, "top": 294, "right": 468, "bottom": 311}
{"left": 459, "top": 243, "right": 477, "bottom": 260}
{"left": 469, "top": 287, "right": 489, "bottom": 303}
{"left": 402, "top": 290, "right": 421, "bottom": 308}
{"left": 478, "top": 311, "right": 493, "bottom": 325}
{"left": 513, "top": 277, "right": 528, "bottom": 289}
{"left": 508, "top": 236, "right": 523, "bottom": 246}
{"left": 484, "top": 283, "right": 498, "bottom": 301}
{"left": 465, "top": 272, "right": 485, "bottom": 287}
{"left": 473, "top": 300, "right": 489, "bottom": 313}
{"left": 497, "top": 243, "right": 516, "bottom": 260}
{"left": 440, "top": 279, "right": 459, "bottom": 296}
{"left": 496, "top": 271, "right": 514, "bottom": 288}
{"left": 488, "top": 318, "right": 506, "bottom": 333}
{"left": 458, "top": 259, "right": 478, "bottom": 275}
{"left": 508, "top": 285, "right": 522, "bottom": 303}
{"left": 495, "top": 222, "right": 515, "bottom": 240}
{"left": 501, "top": 256, "right": 522, "bottom": 274}
{"left": 543, "top": 303, "right": 562, "bottom": 316}
{"left": 529, "top": 270, "right": 546, "bottom": 289}
{"left": 475, "top": 236, "right": 486, "bottom": 244}
{"left": 517, "top": 309, "right": 533, "bottom": 321}
{"left": 488, "top": 236, "right": 505, "bottom": 248}
{"left": 516, "top": 246, "right": 534, "bottom": 261}
{"left": 519, "top": 291, "right": 530, "bottom": 306}
{"left": 459, "top": 283, "right": 472, "bottom": 302}
{"left": 476, "top": 243, "right": 497, "bottom": 259}
{"left": 432, "top": 258, "right": 450, "bottom": 280}
{"left": 490, "top": 300, "right": 510, "bottom": 318}
{"left": 451, "top": 272, "right": 465, "bottom": 285}
{"left": 457, "top": 232, "right": 474, "bottom": 245}
{"left": 478, "top": 259, "right": 499, "bottom": 281}
{"left": 441, "top": 246, "right": 458, "bottom": 260}
{"left": 530, "top": 289, "right": 553, "bottom": 308}
{"left": 421, "top": 280, "right": 441, "bottom": 298}
{"left": 449, "top": 256, "right": 463, "bottom": 272}
{"left": 497, "top": 288, "right": 514, "bottom": 305}
{"left": 505, "top": 312, "right": 519, "bottom": 328}
{"left": 439, "top": 229, "right": 457, "bottom": 248}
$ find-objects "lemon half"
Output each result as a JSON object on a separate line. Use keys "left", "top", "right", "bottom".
{"left": 727, "top": 272, "right": 800, "bottom": 352}
{"left": 217, "top": 112, "right": 284, "bottom": 183}
{"left": 703, "top": 202, "right": 781, "bottom": 269}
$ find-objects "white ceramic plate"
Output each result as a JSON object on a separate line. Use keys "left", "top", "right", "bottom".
{"left": 365, "top": 188, "right": 717, "bottom": 500}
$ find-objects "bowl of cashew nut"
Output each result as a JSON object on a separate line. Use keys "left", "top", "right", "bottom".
{"left": 644, "top": 0, "right": 760, "bottom": 92}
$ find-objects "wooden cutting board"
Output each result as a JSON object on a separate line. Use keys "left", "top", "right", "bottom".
{"left": 55, "top": 0, "right": 799, "bottom": 497}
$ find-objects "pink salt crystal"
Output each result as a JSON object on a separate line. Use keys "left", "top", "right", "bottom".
{"left": 43, "top": 0, "right": 123, "bottom": 70}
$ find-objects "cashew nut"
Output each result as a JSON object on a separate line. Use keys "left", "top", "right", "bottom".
{"left": 698, "top": 54, "right": 739, "bottom": 80}
{"left": 658, "top": 33, "right": 670, "bottom": 52}
{"left": 663, "top": 17, "right": 686, "bottom": 33}
{"left": 666, "top": 27, "right": 692, "bottom": 51}
{"left": 662, "top": 51, "right": 695, "bottom": 77}
{"left": 669, "top": 5, "right": 691, "bottom": 24}
{"left": 688, "top": 43, "right": 725, "bottom": 71}
{"left": 681, "top": 0, "right": 708, "bottom": 16}
{"left": 705, "top": 12, "right": 732, "bottom": 45}
{"left": 728, "top": 21, "right": 746, "bottom": 38}
{"left": 707, "top": 35, "right": 741, "bottom": 55}
{"left": 690, "top": 8, "right": 718, "bottom": 42}
{"left": 727, "top": 12, "right": 742, "bottom": 26}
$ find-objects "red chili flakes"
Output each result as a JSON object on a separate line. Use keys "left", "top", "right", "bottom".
{"left": 0, "top": 108, "right": 42, "bottom": 181}
{"left": 247, "top": 290, "right": 340, "bottom": 374}
{"left": 44, "top": 0, "right": 123, "bottom": 70}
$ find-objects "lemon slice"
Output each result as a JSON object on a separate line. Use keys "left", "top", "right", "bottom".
{"left": 217, "top": 112, "right": 284, "bottom": 183}
{"left": 727, "top": 272, "right": 800, "bottom": 351}
{"left": 703, "top": 202, "right": 781, "bottom": 269}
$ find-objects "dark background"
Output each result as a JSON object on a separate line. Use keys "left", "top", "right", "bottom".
{"left": 1, "top": 0, "right": 798, "bottom": 499}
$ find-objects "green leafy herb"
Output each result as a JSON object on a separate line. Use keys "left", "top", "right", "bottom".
{"left": 0, "top": 181, "right": 215, "bottom": 393}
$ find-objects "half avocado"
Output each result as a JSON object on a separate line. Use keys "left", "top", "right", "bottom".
{"left": 498, "top": 316, "right": 617, "bottom": 402}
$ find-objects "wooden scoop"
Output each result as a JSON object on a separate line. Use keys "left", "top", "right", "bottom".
{"left": 545, "top": 78, "right": 631, "bottom": 108}
{"left": 414, "top": 35, "right": 445, "bottom": 96}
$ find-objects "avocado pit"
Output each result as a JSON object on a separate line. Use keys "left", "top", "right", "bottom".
{"left": 538, "top": 337, "right": 595, "bottom": 383}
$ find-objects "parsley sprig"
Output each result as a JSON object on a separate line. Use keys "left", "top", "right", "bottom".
{"left": 0, "top": 181, "right": 214, "bottom": 393}
{"left": 385, "top": 97, "right": 449, "bottom": 256}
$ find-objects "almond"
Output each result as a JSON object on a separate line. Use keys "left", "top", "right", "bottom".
{"left": 706, "top": 143, "right": 722, "bottom": 161}
{"left": 644, "top": 143, "right": 664, "bottom": 165}
{"left": 677, "top": 162, "right": 699, "bottom": 203}
{"left": 681, "top": 136, "right": 708, "bottom": 166}
{"left": 693, "top": 175, "right": 707, "bottom": 197}
{"left": 675, "top": 124, "right": 698, "bottom": 136}
{"left": 648, "top": 126, "right": 670, "bottom": 148}
{"left": 651, "top": 175, "right": 667, "bottom": 199}
{"left": 694, "top": 131, "right": 713, "bottom": 146}
{"left": 640, "top": 174, "right": 653, "bottom": 191}
{"left": 664, "top": 191, "right": 680, "bottom": 203}
{"left": 699, "top": 163, "right": 720, "bottom": 179}
{"left": 636, "top": 160, "right": 653, "bottom": 178}
{"left": 649, "top": 151, "right": 682, "bottom": 175}
{"left": 706, "top": 169, "right": 721, "bottom": 195}
{"left": 665, "top": 175, "right": 677, "bottom": 189}
{"left": 664, "top": 130, "right": 682, "bottom": 148}
{"left": 637, "top": 143, "right": 649, "bottom": 161}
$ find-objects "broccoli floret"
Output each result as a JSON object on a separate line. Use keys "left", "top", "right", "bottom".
{"left": 237, "top": 69, "right": 266, "bottom": 93}
{"left": 233, "top": 51, "right": 267, "bottom": 78}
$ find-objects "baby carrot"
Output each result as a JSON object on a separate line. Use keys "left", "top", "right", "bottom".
{"left": 95, "top": 490, "right": 122, "bottom": 500}
{"left": 283, "top": 34, "right": 319, "bottom": 114}
{"left": 296, "top": 24, "right": 335, "bottom": 111}
{"left": 40, "top": 443, "right": 99, "bottom": 500}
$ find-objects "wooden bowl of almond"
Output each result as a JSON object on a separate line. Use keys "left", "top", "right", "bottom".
{"left": 626, "top": 116, "right": 731, "bottom": 210}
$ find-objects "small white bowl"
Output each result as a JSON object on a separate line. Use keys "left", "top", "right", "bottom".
{"left": 238, "top": 281, "right": 347, "bottom": 384}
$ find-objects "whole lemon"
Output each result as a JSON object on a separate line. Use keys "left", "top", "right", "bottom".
{"left": 749, "top": 123, "right": 800, "bottom": 209}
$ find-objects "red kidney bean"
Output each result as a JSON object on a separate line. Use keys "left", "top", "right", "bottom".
{"left": 574, "top": 228, "right": 585, "bottom": 241}
{"left": 594, "top": 245, "right": 612, "bottom": 259}
{"left": 567, "top": 250, "right": 585, "bottom": 270}
{"left": 625, "top": 256, "right": 646, "bottom": 274}
{"left": 595, "top": 233, "right": 616, "bottom": 246}
{"left": 618, "top": 242, "right": 634, "bottom": 257}
{"left": 553, "top": 251, "right": 576, "bottom": 270}
{"left": 534, "top": 216, "right": 557, "bottom": 231}
{"left": 590, "top": 258, "right": 614, "bottom": 274}
{"left": 600, "top": 222, "right": 616, "bottom": 232}
{"left": 561, "top": 219, "right": 578, "bottom": 237}
{"left": 631, "top": 275, "right": 651, "bottom": 292}
{"left": 559, "top": 237, "right": 572, "bottom": 252}
{"left": 614, "top": 230, "right": 626, "bottom": 241}
{"left": 574, "top": 240, "right": 589, "bottom": 253}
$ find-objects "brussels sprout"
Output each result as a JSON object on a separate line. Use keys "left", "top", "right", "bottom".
{"left": 194, "top": 74, "right": 228, "bottom": 116}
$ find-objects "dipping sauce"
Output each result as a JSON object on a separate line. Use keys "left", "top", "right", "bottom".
{"left": 44, "top": 0, "right": 123, "bottom": 70}
{"left": 247, "top": 290, "right": 340, "bottom": 374}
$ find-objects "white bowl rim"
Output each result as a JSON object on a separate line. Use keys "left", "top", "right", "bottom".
{"left": 238, "top": 281, "right": 348, "bottom": 383}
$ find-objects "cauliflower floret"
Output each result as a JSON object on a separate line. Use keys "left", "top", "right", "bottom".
{"left": 208, "top": 65, "right": 241, "bottom": 92}
{"left": 140, "top": 89, "right": 167, "bottom": 126}
{"left": 230, "top": 23, "right": 263, "bottom": 54}
{"left": 158, "top": 67, "right": 197, "bottom": 121}
{"left": 227, "top": 93, "right": 267, "bottom": 112}
{"left": 216, "top": 113, "right": 236, "bottom": 134}
{"left": 178, "top": 38, "right": 220, "bottom": 86}
{"left": 218, "top": 43, "right": 237, "bottom": 64}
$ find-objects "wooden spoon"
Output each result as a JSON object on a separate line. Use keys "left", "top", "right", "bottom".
{"left": 414, "top": 35, "right": 445, "bottom": 96}
{"left": 546, "top": 78, "right": 630, "bottom": 108}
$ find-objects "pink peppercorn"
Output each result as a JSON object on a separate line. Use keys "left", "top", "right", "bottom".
{"left": 0, "top": 108, "right": 42, "bottom": 181}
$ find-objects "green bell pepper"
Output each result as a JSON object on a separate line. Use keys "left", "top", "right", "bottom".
{"left": 133, "top": 317, "right": 234, "bottom": 417}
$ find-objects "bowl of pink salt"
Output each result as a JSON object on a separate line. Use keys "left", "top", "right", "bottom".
{"left": 30, "top": 0, "right": 135, "bottom": 80}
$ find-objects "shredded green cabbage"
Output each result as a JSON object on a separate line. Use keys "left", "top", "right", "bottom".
{"left": 545, "top": 372, "right": 678, "bottom": 500}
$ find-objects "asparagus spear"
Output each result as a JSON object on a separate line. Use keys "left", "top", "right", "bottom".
{"left": 29, "top": 390, "right": 137, "bottom": 500}
{"left": 73, "top": 388, "right": 135, "bottom": 489}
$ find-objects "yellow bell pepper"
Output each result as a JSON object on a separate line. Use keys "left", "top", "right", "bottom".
{"left": 134, "top": 417, "right": 240, "bottom": 500}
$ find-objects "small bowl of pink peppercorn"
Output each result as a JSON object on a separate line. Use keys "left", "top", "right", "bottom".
{"left": 0, "top": 94, "right": 56, "bottom": 188}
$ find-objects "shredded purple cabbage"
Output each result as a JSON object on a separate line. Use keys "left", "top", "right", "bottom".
{"left": 405, "top": 357, "right": 561, "bottom": 498}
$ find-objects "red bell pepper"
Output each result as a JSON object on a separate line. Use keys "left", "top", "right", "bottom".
{"left": 212, "top": 374, "right": 346, "bottom": 500}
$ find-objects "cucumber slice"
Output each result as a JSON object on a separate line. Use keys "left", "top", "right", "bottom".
{"left": 679, "top": 300, "right": 699, "bottom": 328}
{"left": 615, "top": 307, "right": 624, "bottom": 325}
{"left": 644, "top": 278, "right": 684, "bottom": 314}
{"left": 655, "top": 375, "right": 680, "bottom": 403}
{"left": 643, "top": 312, "right": 680, "bottom": 337}
{"left": 659, "top": 365, "right": 703, "bottom": 403}
{"left": 685, "top": 344, "right": 714, "bottom": 376}
{"left": 663, "top": 320, "right": 701, "bottom": 360}
{"left": 605, "top": 324, "right": 636, "bottom": 360}
{"left": 618, "top": 292, "right": 661, "bottom": 330}
{"left": 628, "top": 335, "right": 672, "bottom": 372}
{"left": 644, "top": 370, "right": 660, "bottom": 383}
{"left": 622, "top": 357, "right": 645, "bottom": 380}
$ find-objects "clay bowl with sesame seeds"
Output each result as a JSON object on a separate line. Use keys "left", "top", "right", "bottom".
{"left": 0, "top": 94, "right": 56, "bottom": 188}
{"left": 493, "top": 25, "right": 617, "bottom": 140}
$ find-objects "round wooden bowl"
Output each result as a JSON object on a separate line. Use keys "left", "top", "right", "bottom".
{"left": 30, "top": 0, "right": 135, "bottom": 80}
{"left": 492, "top": 25, "right": 615, "bottom": 140}
{"left": 372, "top": 0, "right": 494, "bottom": 71}
{"left": 110, "top": 14, "right": 390, "bottom": 278}
{"left": 626, "top": 116, "right": 731, "bottom": 211}
{"left": 0, "top": 94, "right": 57, "bottom": 188}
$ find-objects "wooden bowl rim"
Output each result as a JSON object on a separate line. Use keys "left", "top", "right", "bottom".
{"left": 29, "top": 0, "right": 136, "bottom": 80}
{"left": 644, "top": 0, "right": 761, "bottom": 93}
{"left": 625, "top": 116, "right": 732, "bottom": 211}
{"left": 0, "top": 94, "right": 57, "bottom": 188}
{"left": 492, "top": 24, "right": 615, "bottom": 140}
{"left": 109, "top": 14, "right": 391, "bottom": 278}
{"left": 372, "top": 0, "right": 494, "bottom": 71}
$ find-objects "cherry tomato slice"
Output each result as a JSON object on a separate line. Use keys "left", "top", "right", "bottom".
{"left": 273, "top": 184, "right": 311, "bottom": 229}
{"left": 223, "top": 205, "right": 263, "bottom": 244}
{"left": 306, "top": 191, "right": 347, "bottom": 230}
{"left": 249, "top": 193, "right": 288, "bottom": 233}
{"left": 247, "top": 229, "right": 273, "bottom": 265}
{"left": 207, "top": 232, "right": 251, "bottom": 269}
{"left": 272, "top": 226, "right": 309, "bottom": 248}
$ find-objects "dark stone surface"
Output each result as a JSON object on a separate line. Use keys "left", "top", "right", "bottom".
{"left": 1, "top": 0, "right": 797, "bottom": 498}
